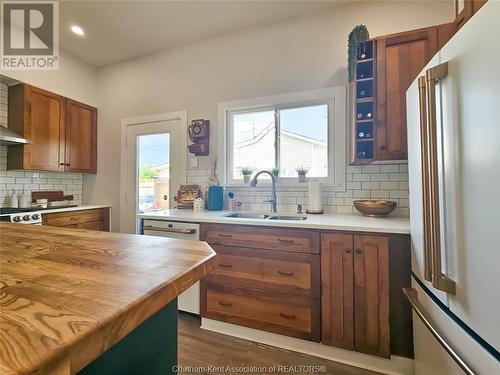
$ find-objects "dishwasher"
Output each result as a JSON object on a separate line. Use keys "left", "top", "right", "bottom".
{"left": 142, "top": 219, "right": 200, "bottom": 315}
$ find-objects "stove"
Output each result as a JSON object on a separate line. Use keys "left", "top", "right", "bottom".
{"left": 1, "top": 211, "right": 43, "bottom": 224}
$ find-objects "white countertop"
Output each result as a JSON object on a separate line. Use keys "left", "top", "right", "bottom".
{"left": 137, "top": 209, "right": 410, "bottom": 234}
{"left": 38, "top": 204, "right": 111, "bottom": 214}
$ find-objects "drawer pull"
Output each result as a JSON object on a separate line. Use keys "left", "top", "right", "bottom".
{"left": 355, "top": 248, "right": 363, "bottom": 254}
{"left": 280, "top": 312, "right": 296, "bottom": 320}
{"left": 278, "top": 238, "right": 294, "bottom": 243}
{"left": 219, "top": 301, "right": 233, "bottom": 307}
{"left": 278, "top": 270, "right": 295, "bottom": 276}
{"left": 70, "top": 216, "right": 81, "bottom": 221}
{"left": 345, "top": 248, "right": 352, "bottom": 254}
{"left": 218, "top": 233, "right": 233, "bottom": 238}
{"left": 219, "top": 263, "right": 233, "bottom": 268}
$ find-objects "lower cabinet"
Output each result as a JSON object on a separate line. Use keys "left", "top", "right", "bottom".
{"left": 321, "top": 232, "right": 413, "bottom": 359}
{"left": 321, "top": 233, "right": 389, "bottom": 357}
{"left": 200, "top": 224, "right": 321, "bottom": 342}
{"left": 202, "top": 282, "right": 320, "bottom": 341}
{"left": 42, "top": 208, "right": 110, "bottom": 232}
{"left": 200, "top": 224, "right": 412, "bottom": 359}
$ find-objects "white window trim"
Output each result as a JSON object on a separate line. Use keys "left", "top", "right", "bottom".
{"left": 217, "top": 86, "right": 346, "bottom": 190}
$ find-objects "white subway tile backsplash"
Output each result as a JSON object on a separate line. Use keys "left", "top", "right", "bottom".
{"left": 381, "top": 165, "right": 400, "bottom": 173}
{"left": 352, "top": 173, "right": 371, "bottom": 182}
{"left": 222, "top": 163, "right": 409, "bottom": 217}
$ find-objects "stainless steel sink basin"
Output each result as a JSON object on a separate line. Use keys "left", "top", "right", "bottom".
{"left": 224, "top": 213, "right": 271, "bottom": 219}
{"left": 224, "top": 212, "right": 307, "bottom": 221}
{"left": 268, "top": 215, "right": 307, "bottom": 221}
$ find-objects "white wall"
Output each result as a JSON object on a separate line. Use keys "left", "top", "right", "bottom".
{"left": 86, "top": 0, "right": 453, "bottom": 231}
{"left": 1, "top": 50, "right": 98, "bottom": 106}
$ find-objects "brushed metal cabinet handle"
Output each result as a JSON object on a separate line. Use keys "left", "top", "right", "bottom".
{"left": 278, "top": 238, "right": 294, "bottom": 243}
{"left": 278, "top": 270, "right": 294, "bottom": 276}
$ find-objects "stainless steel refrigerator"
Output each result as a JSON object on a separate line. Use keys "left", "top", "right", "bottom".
{"left": 405, "top": 1, "right": 499, "bottom": 374}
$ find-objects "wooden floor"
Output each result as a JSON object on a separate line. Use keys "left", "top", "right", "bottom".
{"left": 178, "top": 313, "right": 382, "bottom": 375}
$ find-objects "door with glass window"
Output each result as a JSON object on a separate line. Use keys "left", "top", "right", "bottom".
{"left": 123, "top": 117, "right": 186, "bottom": 233}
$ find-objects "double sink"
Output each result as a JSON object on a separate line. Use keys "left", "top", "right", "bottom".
{"left": 224, "top": 212, "right": 307, "bottom": 221}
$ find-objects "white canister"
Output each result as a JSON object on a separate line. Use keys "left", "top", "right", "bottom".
{"left": 193, "top": 198, "right": 205, "bottom": 212}
{"left": 8, "top": 190, "right": 18, "bottom": 208}
{"left": 18, "top": 192, "right": 28, "bottom": 208}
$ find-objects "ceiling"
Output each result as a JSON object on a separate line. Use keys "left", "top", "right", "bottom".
{"left": 60, "top": 1, "right": 340, "bottom": 67}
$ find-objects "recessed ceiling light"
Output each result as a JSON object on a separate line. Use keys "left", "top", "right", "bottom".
{"left": 71, "top": 25, "right": 85, "bottom": 36}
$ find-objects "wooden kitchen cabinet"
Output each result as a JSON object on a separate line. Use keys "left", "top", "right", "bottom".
{"left": 375, "top": 26, "right": 438, "bottom": 161}
{"left": 321, "top": 233, "right": 390, "bottom": 358}
{"left": 64, "top": 99, "right": 97, "bottom": 173}
{"left": 7, "top": 84, "right": 97, "bottom": 174}
{"left": 7, "top": 85, "right": 65, "bottom": 171}
{"left": 454, "top": 0, "right": 487, "bottom": 31}
{"left": 321, "top": 233, "right": 354, "bottom": 350}
{"left": 42, "top": 208, "right": 110, "bottom": 231}
{"left": 200, "top": 224, "right": 321, "bottom": 342}
{"left": 353, "top": 235, "right": 390, "bottom": 357}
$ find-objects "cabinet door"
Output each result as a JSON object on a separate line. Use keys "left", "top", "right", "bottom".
{"left": 376, "top": 27, "right": 438, "bottom": 160}
{"left": 353, "top": 235, "right": 390, "bottom": 357}
{"left": 27, "top": 86, "right": 65, "bottom": 171}
{"left": 321, "top": 233, "right": 354, "bottom": 350}
{"left": 65, "top": 99, "right": 97, "bottom": 173}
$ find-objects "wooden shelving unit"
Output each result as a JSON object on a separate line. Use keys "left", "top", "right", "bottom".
{"left": 350, "top": 40, "right": 376, "bottom": 165}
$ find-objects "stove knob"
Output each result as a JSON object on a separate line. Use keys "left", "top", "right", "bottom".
{"left": 13, "top": 216, "right": 22, "bottom": 223}
{"left": 32, "top": 213, "right": 40, "bottom": 220}
{"left": 22, "top": 215, "right": 31, "bottom": 221}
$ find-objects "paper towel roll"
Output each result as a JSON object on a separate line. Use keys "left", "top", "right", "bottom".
{"left": 307, "top": 181, "right": 323, "bottom": 213}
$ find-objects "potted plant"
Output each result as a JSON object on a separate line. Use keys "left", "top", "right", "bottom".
{"left": 271, "top": 167, "right": 280, "bottom": 183}
{"left": 295, "top": 166, "right": 309, "bottom": 183}
{"left": 240, "top": 167, "right": 254, "bottom": 184}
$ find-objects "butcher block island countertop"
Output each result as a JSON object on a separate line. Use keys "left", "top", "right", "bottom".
{"left": 0, "top": 222, "right": 217, "bottom": 375}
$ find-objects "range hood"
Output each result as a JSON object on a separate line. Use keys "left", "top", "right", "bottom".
{"left": 0, "top": 126, "right": 29, "bottom": 145}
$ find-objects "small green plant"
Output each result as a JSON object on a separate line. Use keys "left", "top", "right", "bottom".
{"left": 240, "top": 167, "right": 254, "bottom": 176}
{"left": 348, "top": 25, "right": 369, "bottom": 81}
{"left": 271, "top": 167, "right": 280, "bottom": 176}
{"left": 295, "top": 166, "right": 309, "bottom": 175}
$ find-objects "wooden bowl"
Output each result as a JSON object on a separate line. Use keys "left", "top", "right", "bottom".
{"left": 354, "top": 200, "right": 397, "bottom": 217}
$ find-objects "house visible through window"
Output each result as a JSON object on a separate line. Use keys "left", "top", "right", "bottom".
{"left": 229, "top": 104, "right": 329, "bottom": 181}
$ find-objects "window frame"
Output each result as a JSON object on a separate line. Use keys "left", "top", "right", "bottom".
{"left": 217, "top": 87, "right": 346, "bottom": 189}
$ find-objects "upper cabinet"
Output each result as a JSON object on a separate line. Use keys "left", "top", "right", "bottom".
{"left": 64, "top": 99, "right": 97, "bottom": 173}
{"left": 7, "top": 84, "right": 97, "bottom": 174}
{"left": 375, "top": 26, "right": 438, "bottom": 161}
{"left": 454, "top": 0, "right": 487, "bottom": 31}
{"left": 351, "top": 1, "right": 486, "bottom": 164}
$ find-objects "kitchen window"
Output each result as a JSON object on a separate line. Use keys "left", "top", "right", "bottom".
{"left": 218, "top": 87, "right": 346, "bottom": 187}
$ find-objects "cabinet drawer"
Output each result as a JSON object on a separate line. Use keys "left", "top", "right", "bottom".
{"left": 43, "top": 209, "right": 102, "bottom": 226}
{"left": 200, "top": 224, "right": 320, "bottom": 254}
{"left": 202, "top": 283, "right": 320, "bottom": 341}
{"left": 205, "top": 245, "right": 319, "bottom": 298}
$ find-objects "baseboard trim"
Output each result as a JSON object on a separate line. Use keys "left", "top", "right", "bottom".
{"left": 201, "top": 318, "right": 414, "bottom": 375}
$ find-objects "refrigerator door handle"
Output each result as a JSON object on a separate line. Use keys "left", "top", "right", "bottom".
{"left": 418, "top": 76, "right": 433, "bottom": 282}
{"left": 425, "top": 62, "right": 456, "bottom": 294}
{"left": 403, "top": 288, "right": 476, "bottom": 375}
